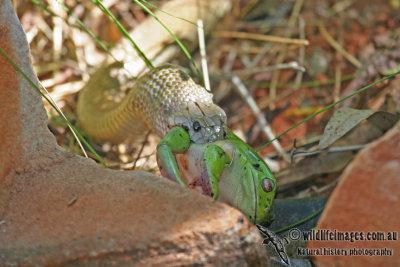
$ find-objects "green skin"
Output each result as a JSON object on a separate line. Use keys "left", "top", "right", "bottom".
{"left": 156, "top": 127, "right": 276, "bottom": 225}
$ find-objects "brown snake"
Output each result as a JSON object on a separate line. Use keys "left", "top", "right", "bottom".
{"left": 77, "top": 65, "right": 227, "bottom": 144}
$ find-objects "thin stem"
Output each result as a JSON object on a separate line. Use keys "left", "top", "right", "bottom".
{"left": 273, "top": 205, "right": 325, "bottom": 234}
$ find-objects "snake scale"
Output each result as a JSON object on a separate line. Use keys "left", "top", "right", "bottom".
{"left": 78, "top": 65, "right": 227, "bottom": 145}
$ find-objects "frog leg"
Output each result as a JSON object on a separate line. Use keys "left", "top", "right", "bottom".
{"left": 156, "top": 127, "right": 190, "bottom": 186}
{"left": 202, "top": 144, "right": 231, "bottom": 200}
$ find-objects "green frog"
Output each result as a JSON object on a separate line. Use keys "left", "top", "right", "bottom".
{"left": 157, "top": 127, "right": 276, "bottom": 225}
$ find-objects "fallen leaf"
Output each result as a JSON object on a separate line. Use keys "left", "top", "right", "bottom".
{"left": 319, "top": 108, "right": 374, "bottom": 149}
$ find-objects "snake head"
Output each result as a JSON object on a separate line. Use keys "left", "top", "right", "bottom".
{"left": 170, "top": 101, "right": 228, "bottom": 144}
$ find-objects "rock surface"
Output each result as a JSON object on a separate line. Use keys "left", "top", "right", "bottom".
{"left": 308, "top": 124, "right": 400, "bottom": 266}
{"left": 0, "top": 0, "right": 268, "bottom": 265}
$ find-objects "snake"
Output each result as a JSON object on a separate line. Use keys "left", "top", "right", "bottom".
{"left": 77, "top": 64, "right": 276, "bottom": 225}
{"left": 78, "top": 64, "right": 226, "bottom": 144}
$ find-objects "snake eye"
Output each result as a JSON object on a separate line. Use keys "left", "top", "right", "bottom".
{"left": 261, "top": 178, "right": 275, "bottom": 193}
{"left": 193, "top": 121, "right": 201, "bottom": 132}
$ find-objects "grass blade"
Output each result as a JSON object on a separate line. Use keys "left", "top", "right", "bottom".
{"left": 31, "top": 0, "right": 58, "bottom": 17}
{"left": 0, "top": 47, "right": 108, "bottom": 168}
{"left": 273, "top": 205, "right": 325, "bottom": 234}
{"left": 93, "top": 0, "right": 153, "bottom": 69}
{"left": 139, "top": 0, "right": 198, "bottom": 27}
{"left": 133, "top": 0, "right": 202, "bottom": 80}
{"left": 244, "top": 72, "right": 357, "bottom": 89}
{"left": 39, "top": 80, "right": 88, "bottom": 158}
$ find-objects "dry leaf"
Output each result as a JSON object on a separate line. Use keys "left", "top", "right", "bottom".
{"left": 319, "top": 108, "right": 375, "bottom": 149}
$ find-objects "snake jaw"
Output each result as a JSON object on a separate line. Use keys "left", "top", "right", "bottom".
{"left": 169, "top": 101, "right": 227, "bottom": 144}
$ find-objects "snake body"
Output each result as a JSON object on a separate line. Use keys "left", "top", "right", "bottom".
{"left": 78, "top": 65, "right": 227, "bottom": 144}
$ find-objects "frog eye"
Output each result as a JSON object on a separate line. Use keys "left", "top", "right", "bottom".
{"left": 261, "top": 178, "right": 275, "bottom": 193}
{"left": 193, "top": 121, "right": 201, "bottom": 132}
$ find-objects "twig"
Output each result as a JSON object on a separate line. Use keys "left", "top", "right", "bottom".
{"left": 334, "top": 18, "right": 344, "bottom": 103}
{"left": 50, "top": 0, "right": 64, "bottom": 60}
{"left": 133, "top": 131, "right": 151, "bottom": 169}
{"left": 226, "top": 61, "right": 305, "bottom": 77}
{"left": 316, "top": 178, "right": 339, "bottom": 194}
{"left": 296, "top": 178, "right": 339, "bottom": 198}
{"left": 123, "top": 152, "right": 156, "bottom": 170}
{"left": 224, "top": 51, "right": 237, "bottom": 73}
{"left": 197, "top": 19, "right": 210, "bottom": 91}
{"left": 292, "top": 16, "right": 306, "bottom": 90}
{"left": 231, "top": 76, "right": 290, "bottom": 162}
{"left": 318, "top": 21, "right": 362, "bottom": 68}
{"left": 212, "top": 31, "right": 309, "bottom": 46}
{"left": 263, "top": 135, "right": 321, "bottom": 160}
{"left": 238, "top": 43, "right": 252, "bottom": 68}
{"left": 293, "top": 145, "right": 365, "bottom": 158}
{"left": 249, "top": 43, "right": 273, "bottom": 67}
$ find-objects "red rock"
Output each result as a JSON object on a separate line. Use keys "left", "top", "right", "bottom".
{"left": 308, "top": 124, "right": 400, "bottom": 266}
{"left": 0, "top": 1, "right": 267, "bottom": 265}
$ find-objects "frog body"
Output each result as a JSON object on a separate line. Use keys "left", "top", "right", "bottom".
{"left": 158, "top": 127, "right": 276, "bottom": 225}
